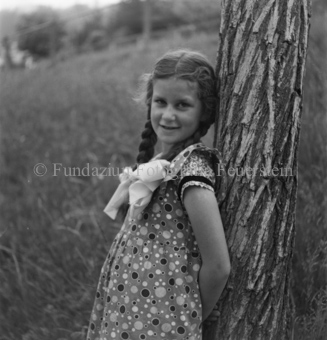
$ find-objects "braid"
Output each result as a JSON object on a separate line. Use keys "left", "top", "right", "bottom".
{"left": 136, "top": 107, "right": 157, "bottom": 165}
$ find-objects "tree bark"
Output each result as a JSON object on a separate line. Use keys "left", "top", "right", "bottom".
{"left": 204, "top": 0, "right": 311, "bottom": 339}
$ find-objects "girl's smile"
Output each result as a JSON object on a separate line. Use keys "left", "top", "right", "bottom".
{"left": 160, "top": 125, "right": 178, "bottom": 129}
{"left": 151, "top": 77, "right": 202, "bottom": 153}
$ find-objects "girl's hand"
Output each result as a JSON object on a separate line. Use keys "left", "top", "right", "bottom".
{"left": 204, "top": 305, "right": 220, "bottom": 326}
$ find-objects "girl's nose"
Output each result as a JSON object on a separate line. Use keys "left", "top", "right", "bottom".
{"left": 161, "top": 106, "right": 175, "bottom": 121}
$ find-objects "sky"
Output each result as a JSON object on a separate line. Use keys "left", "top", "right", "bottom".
{"left": 0, "top": 0, "right": 120, "bottom": 11}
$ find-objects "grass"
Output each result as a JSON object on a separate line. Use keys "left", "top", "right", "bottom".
{"left": 0, "top": 15, "right": 326, "bottom": 340}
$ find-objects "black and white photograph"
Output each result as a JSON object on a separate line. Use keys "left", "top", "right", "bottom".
{"left": 0, "top": 0, "right": 325, "bottom": 339}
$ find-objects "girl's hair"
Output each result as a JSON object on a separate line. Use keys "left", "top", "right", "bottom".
{"left": 135, "top": 49, "right": 217, "bottom": 164}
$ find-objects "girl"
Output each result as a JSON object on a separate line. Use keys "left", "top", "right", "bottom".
{"left": 87, "top": 49, "right": 230, "bottom": 340}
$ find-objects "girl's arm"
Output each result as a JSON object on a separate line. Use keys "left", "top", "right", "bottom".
{"left": 183, "top": 186, "right": 230, "bottom": 321}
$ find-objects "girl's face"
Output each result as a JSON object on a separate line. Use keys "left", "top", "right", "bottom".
{"left": 151, "top": 77, "right": 202, "bottom": 153}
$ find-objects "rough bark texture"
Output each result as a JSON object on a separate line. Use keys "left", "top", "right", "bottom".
{"left": 204, "top": 0, "right": 311, "bottom": 339}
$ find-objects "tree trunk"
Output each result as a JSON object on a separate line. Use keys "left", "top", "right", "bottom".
{"left": 204, "top": 0, "right": 311, "bottom": 339}
{"left": 2, "top": 37, "right": 14, "bottom": 69}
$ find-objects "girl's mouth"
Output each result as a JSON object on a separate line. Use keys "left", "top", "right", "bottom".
{"left": 160, "top": 125, "right": 179, "bottom": 130}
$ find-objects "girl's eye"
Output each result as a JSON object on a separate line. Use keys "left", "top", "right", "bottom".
{"left": 178, "top": 102, "right": 189, "bottom": 108}
{"left": 154, "top": 99, "right": 165, "bottom": 105}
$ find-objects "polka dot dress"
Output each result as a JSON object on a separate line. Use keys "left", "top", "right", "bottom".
{"left": 87, "top": 144, "right": 222, "bottom": 340}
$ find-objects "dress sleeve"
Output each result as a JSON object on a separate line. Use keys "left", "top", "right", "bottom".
{"left": 177, "top": 149, "right": 216, "bottom": 202}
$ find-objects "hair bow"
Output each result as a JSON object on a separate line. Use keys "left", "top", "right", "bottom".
{"left": 103, "top": 159, "right": 171, "bottom": 220}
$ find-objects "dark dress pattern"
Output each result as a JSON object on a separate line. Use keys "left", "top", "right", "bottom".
{"left": 87, "top": 143, "right": 222, "bottom": 340}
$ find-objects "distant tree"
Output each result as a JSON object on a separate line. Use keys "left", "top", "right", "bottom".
{"left": 106, "top": 0, "right": 182, "bottom": 38}
{"left": 172, "top": 0, "right": 220, "bottom": 24}
{"left": 106, "top": 0, "right": 143, "bottom": 37}
{"left": 87, "top": 29, "right": 108, "bottom": 51}
{"left": 17, "top": 7, "right": 66, "bottom": 58}
{"left": 1, "top": 36, "right": 14, "bottom": 68}
{"left": 142, "top": 0, "right": 151, "bottom": 46}
{"left": 71, "top": 11, "right": 107, "bottom": 52}
{"left": 150, "top": 0, "right": 184, "bottom": 31}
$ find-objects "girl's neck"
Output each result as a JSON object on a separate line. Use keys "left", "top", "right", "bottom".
{"left": 152, "top": 152, "right": 163, "bottom": 160}
{"left": 160, "top": 142, "right": 174, "bottom": 154}
{"left": 158, "top": 140, "right": 202, "bottom": 162}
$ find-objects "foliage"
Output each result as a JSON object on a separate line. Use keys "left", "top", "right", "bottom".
{"left": 106, "top": 0, "right": 143, "bottom": 36}
{"left": 70, "top": 11, "right": 108, "bottom": 52}
{"left": 146, "top": 0, "right": 185, "bottom": 32}
{"left": 291, "top": 1, "right": 327, "bottom": 338}
{"left": 16, "top": 7, "right": 66, "bottom": 58}
{"left": 172, "top": 0, "right": 221, "bottom": 24}
{"left": 105, "top": 0, "right": 185, "bottom": 38}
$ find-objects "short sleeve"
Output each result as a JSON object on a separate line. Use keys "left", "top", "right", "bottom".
{"left": 177, "top": 150, "right": 216, "bottom": 202}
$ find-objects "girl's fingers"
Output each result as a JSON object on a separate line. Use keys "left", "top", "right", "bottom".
{"left": 204, "top": 320, "right": 215, "bottom": 326}
{"left": 208, "top": 311, "right": 220, "bottom": 318}
{"left": 205, "top": 315, "right": 220, "bottom": 322}
{"left": 204, "top": 306, "right": 220, "bottom": 325}
{"left": 206, "top": 317, "right": 217, "bottom": 322}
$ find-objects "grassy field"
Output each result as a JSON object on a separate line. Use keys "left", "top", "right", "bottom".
{"left": 0, "top": 13, "right": 326, "bottom": 340}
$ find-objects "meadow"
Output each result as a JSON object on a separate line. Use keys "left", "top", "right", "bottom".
{"left": 0, "top": 12, "right": 326, "bottom": 340}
